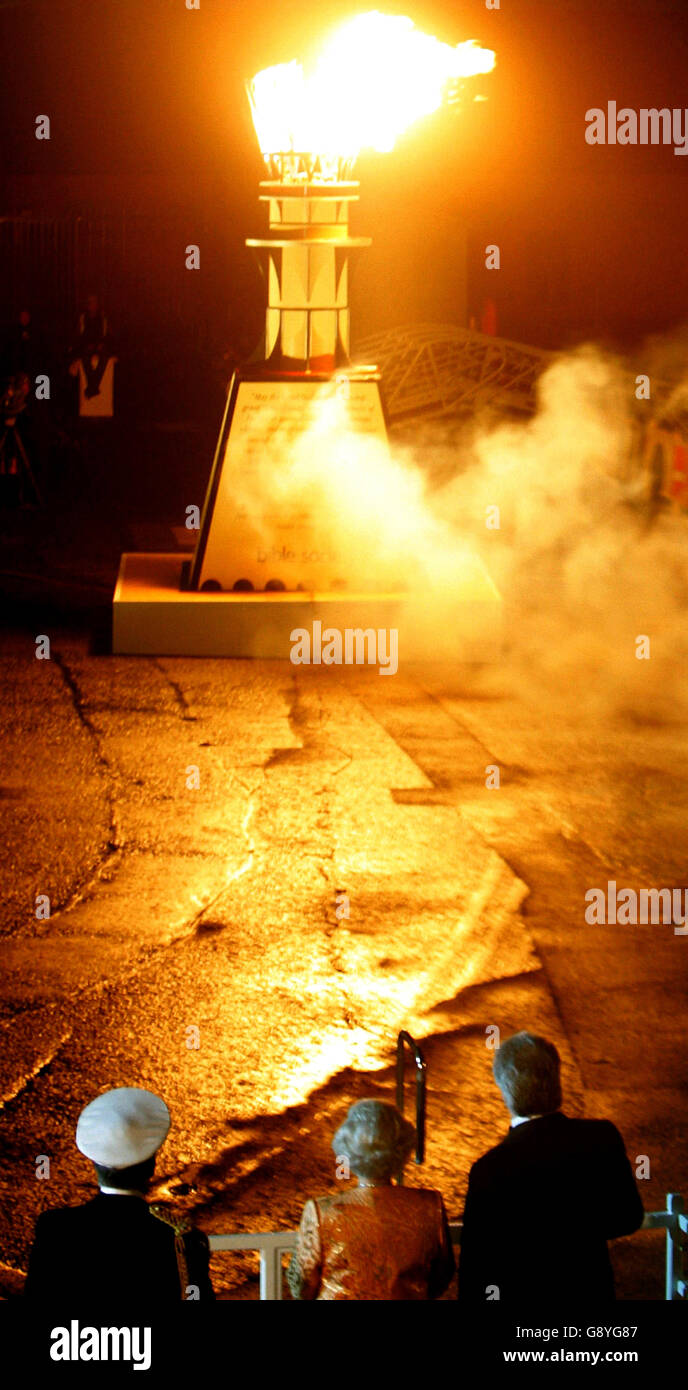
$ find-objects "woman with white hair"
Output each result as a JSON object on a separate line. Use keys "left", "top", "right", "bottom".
{"left": 287, "top": 1098, "right": 455, "bottom": 1300}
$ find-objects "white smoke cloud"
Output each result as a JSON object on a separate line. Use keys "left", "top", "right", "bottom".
{"left": 428, "top": 344, "right": 688, "bottom": 719}
{"left": 216, "top": 341, "right": 688, "bottom": 717}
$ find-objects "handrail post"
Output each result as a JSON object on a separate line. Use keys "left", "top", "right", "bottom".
{"left": 259, "top": 1247, "right": 270, "bottom": 1302}
{"left": 666, "top": 1193, "right": 685, "bottom": 1300}
{"left": 395, "top": 1030, "right": 427, "bottom": 1185}
{"left": 259, "top": 1243, "right": 286, "bottom": 1301}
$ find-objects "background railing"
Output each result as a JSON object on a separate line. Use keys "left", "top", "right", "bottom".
{"left": 642, "top": 1193, "right": 687, "bottom": 1300}
{"left": 208, "top": 1196, "right": 686, "bottom": 1301}
{"left": 0, "top": 210, "right": 221, "bottom": 352}
{"left": 354, "top": 323, "right": 553, "bottom": 420}
{"left": 207, "top": 1033, "right": 686, "bottom": 1302}
{"left": 209, "top": 1231, "right": 296, "bottom": 1302}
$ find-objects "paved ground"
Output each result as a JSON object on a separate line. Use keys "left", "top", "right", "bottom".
{"left": 0, "top": 409, "right": 686, "bottom": 1300}
{"left": 0, "top": 628, "right": 685, "bottom": 1299}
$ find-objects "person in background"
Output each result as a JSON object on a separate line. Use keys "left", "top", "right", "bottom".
{"left": 288, "top": 1098, "right": 456, "bottom": 1300}
{"left": 0, "top": 370, "right": 35, "bottom": 506}
{"left": 25, "top": 1086, "right": 215, "bottom": 1301}
{"left": 72, "top": 293, "right": 111, "bottom": 398}
{"left": 2, "top": 308, "right": 40, "bottom": 379}
{"left": 459, "top": 1031, "right": 644, "bottom": 1302}
{"left": 480, "top": 296, "right": 498, "bottom": 336}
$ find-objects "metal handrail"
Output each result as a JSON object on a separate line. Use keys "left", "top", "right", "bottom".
{"left": 395, "top": 1030, "right": 427, "bottom": 1181}
{"left": 209, "top": 1231, "right": 296, "bottom": 1302}
{"left": 642, "top": 1193, "right": 687, "bottom": 1300}
{"left": 208, "top": 1194, "right": 686, "bottom": 1301}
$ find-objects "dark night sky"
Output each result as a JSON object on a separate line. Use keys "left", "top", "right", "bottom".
{"left": 1, "top": 0, "right": 687, "bottom": 347}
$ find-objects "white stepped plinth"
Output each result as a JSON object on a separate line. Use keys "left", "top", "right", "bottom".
{"left": 112, "top": 553, "right": 502, "bottom": 662}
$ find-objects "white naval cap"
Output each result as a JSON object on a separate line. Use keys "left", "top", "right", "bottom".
{"left": 76, "top": 1087, "right": 171, "bottom": 1168}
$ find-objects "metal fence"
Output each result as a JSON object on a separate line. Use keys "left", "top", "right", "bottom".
{"left": 353, "top": 323, "right": 680, "bottom": 437}
{"left": 642, "top": 1193, "right": 687, "bottom": 1300}
{"left": 354, "top": 322, "right": 553, "bottom": 422}
{"left": 0, "top": 214, "right": 124, "bottom": 337}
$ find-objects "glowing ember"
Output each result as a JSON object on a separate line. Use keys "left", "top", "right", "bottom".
{"left": 247, "top": 11, "right": 495, "bottom": 178}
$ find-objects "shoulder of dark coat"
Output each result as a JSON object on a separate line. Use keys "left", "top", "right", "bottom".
{"left": 469, "top": 1114, "right": 625, "bottom": 1177}
{"left": 183, "top": 1227, "right": 210, "bottom": 1251}
{"left": 556, "top": 1115, "right": 625, "bottom": 1147}
{"left": 33, "top": 1199, "right": 98, "bottom": 1229}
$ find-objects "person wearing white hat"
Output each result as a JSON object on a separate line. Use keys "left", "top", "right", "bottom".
{"left": 25, "top": 1087, "right": 214, "bottom": 1301}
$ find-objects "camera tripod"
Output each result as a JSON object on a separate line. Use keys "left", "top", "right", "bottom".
{"left": 0, "top": 416, "right": 42, "bottom": 506}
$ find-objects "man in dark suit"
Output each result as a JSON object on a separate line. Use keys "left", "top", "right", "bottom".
{"left": 25, "top": 1087, "right": 214, "bottom": 1301}
{"left": 459, "top": 1032, "right": 644, "bottom": 1302}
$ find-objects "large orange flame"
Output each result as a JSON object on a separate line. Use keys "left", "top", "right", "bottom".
{"left": 247, "top": 11, "right": 495, "bottom": 177}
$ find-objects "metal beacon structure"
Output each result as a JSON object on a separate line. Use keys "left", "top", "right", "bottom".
{"left": 188, "top": 152, "right": 391, "bottom": 598}
{"left": 113, "top": 14, "right": 501, "bottom": 660}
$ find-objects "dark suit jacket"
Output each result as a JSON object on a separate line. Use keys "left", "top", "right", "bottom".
{"left": 458, "top": 1112, "right": 644, "bottom": 1302}
{"left": 24, "top": 1193, "right": 215, "bottom": 1301}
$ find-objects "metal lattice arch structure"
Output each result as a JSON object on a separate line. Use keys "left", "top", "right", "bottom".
{"left": 353, "top": 322, "right": 553, "bottom": 423}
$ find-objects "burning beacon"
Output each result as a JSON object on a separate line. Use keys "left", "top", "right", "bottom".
{"left": 188, "top": 12, "right": 495, "bottom": 595}
{"left": 243, "top": 15, "right": 495, "bottom": 370}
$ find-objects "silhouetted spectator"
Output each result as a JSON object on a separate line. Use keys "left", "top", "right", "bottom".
{"left": 459, "top": 1032, "right": 644, "bottom": 1302}
{"left": 71, "top": 293, "right": 112, "bottom": 399}
{"left": 0, "top": 371, "right": 40, "bottom": 506}
{"left": 25, "top": 1087, "right": 214, "bottom": 1301}
{"left": 1, "top": 310, "right": 50, "bottom": 502}
{"left": 2, "top": 308, "right": 40, "bottom": 379}
{"left": 287, "top": 1099, "right": 455, "bottom": 1300}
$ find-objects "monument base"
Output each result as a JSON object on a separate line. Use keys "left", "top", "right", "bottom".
{"left": 112, "top": 553, "right": 503, "bottom": 662}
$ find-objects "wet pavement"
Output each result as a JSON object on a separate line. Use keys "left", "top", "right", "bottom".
{"left": 1, "top": 631, "right": 686, "bottom": 1299}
